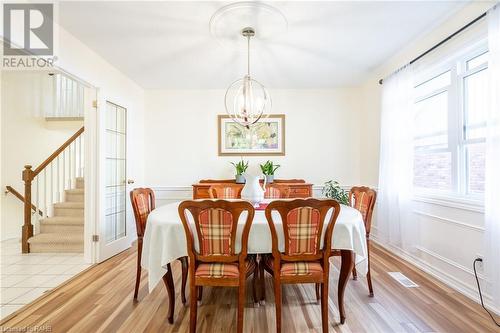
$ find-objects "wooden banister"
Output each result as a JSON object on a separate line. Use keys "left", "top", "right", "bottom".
{"left": 33, "top": 126, "right": 84, "bottom": 177}
{"left": 22, "top": 165, "right": 34, "bottom": 253}
{"left": 5, "top": 186, "right": 43, "bottom": 216}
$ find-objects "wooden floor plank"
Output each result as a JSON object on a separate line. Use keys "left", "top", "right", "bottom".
{"left": 1, "top": 242, "right": 499, "bottom": 332}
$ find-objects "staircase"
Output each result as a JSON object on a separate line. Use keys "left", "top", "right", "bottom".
{"left": 27, "top": 177, "right": 84, "bottom": 253}
{"left": 10, "top": 126, "right": 86, "bottom": 253}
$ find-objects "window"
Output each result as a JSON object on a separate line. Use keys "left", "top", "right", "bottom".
{"left": 413, "top": 43, "right": 488, "bottom": 198}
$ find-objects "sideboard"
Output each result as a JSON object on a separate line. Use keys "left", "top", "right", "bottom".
{"left": 192, "top": 179, "right": 313, "bottom": 199}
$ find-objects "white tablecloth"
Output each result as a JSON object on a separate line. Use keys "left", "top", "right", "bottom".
{"left": 142, "top": 201, "right": 368, "bottom": 292}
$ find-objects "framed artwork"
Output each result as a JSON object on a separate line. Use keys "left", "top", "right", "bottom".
{"left": 218, "top": 114, "right": 285, "bottom": 156}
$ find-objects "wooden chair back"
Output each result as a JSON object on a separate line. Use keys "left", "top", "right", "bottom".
{"left": 349, "top": 187, "right": 377, "bottom": 235}
{"left": 264, "top": 185, "right": 290, "bottom": 199}
{"left": 178, "top": 200, "right": 255, "bottom": 265}
{"left": 208, "top": 185, "right": 242, "bottom": 199}
{"left": 130, "top": 188, "right": 155, "bottom": 238}
{"left": 265, "top": 198, "right": 340, "bottom": 264}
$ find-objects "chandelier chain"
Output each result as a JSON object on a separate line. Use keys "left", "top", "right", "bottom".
{"left": 247, "top": 35, "right": 250, "bottom": 76}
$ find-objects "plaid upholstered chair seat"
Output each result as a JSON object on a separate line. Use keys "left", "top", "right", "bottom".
{"left": 195, "top": 258, "right": 256, "bottom": 278}
{"left": 263, "top": 255, "right": 323, "bottom": 277}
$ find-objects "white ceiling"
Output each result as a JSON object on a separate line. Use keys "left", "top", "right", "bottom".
{"left": 59, "top": 1, "right": 467, "bottom": 89}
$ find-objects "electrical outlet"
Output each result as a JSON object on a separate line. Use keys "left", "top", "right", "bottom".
{"left": 475, "top": 254, "right": 484, "bottom": 271}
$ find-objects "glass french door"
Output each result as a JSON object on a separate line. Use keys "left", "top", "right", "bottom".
{"left": 105, "top": 101, "right": 127, "bottom": 243}
{"left": 97, "top": 101, "right": 131, "bottom": 261}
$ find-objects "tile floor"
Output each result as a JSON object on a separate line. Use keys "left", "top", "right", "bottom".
{"left": 0, "top": 238, "right": 91, "bottom": 320}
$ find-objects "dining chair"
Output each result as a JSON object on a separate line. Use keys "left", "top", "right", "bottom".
{"left": 208, "top": 185, "right": 242, "bottom": 199}
{"left": 130, "top": 188, "right": 188, "bottom": 306}
{"left": 264, "top": 185, "right": 290, "bottom": 199}
{"left": 178, "top": 200, "right": 258, "bottom": 333}
{"left": 348, "top": 186, "right": 377, "bottom": 296}
{"left": 260, "top": 198, "right": 340, "bottom": 333}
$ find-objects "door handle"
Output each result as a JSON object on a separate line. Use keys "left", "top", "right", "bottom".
{"left": 127, "top": 179, "right": 135, "bottom": 184}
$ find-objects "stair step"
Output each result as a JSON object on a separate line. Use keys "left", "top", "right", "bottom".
{"left": 76, "top": 177, "right": 84, "bottom": 189}
{"left": 65, "top": 188, "right": 84, "bottom": 202}
{"left": 40, "top": 223, "right": 83, "bottom": 234}
{"left": 54, "top": 202, "right": 84, "bottom": 217}
{"left": 40, "top": 217, "right": 83, "bottom": 233}
{"left": 40, "top": 216, "right": 84, "bottom": 225}
{"left": 54, "top": 202, "right": 84, "bottom": 209}
{"left": 28, "top": 233, "right": 83, "bottom": 253}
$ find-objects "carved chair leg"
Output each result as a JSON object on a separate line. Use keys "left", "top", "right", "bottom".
{"left": 315, "top": 283, "right": 320, "bottom": 302}
{"left": 180, "top": 257, "right": 188, "bottom": 304}
{"left": 189, "top": 282, "right": 198, "bottom": 333}
{"left": 274, "top": 277, "right": 282, "bottom": 333}
{"left": 259, "top": 259, "right": 266, "bottom": 303}
{"left": 197, "top": 286, "right": 203, "bottom": 302}
{"left": 321, "top": 279, "right": 329, "bottom": 333}
{"left": 366, "top": 238, "right": 374, "bottom": 296}
{"left": 367, "top": 268, "right": 374, "bottom": 297}
{"left": 134, "top": 240, "right": 142, "bottom": 300}
{"left": 252, "top": 262, "right": 259, "bottom": 305}
{"left": 237, "top": 276, "right": 246, "bottom": 333}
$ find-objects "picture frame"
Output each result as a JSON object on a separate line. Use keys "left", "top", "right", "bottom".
{"left": 218, "top": 114, "right": 285, "bottom": 156}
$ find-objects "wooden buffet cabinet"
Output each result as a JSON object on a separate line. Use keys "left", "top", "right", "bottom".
{"left": 192, "top": 179, "right": 313, "bottom": 199}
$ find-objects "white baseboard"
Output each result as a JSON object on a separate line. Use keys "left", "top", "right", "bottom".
{"left": 371, "top": 237, "right": 500, "bottom": 316}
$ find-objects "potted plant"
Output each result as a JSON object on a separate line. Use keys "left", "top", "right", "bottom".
{"left": 230, "top": 159, "right": 249, "bottom": 184}
{"left": 260, "top": 160, "right": 280, "bottom": 183}
{"left": 323, "top": 180, "right": 349, "bottom": 205}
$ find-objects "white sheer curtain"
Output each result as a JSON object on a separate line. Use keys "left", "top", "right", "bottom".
{"left": 485, "top": 4, "right": 500, "bottom": 310}
{"left": 377, "top": 65, "right": 417, "bottom": 252}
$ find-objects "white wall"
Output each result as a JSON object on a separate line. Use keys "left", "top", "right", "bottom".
{"left": 1, "top": 72, "right": 83, "bottom": 240}
{"left": 144, "top": 88, "right": 363, "bottom": 190}
{"left": 359, "top": 1, "right": 497, "bottom": 312}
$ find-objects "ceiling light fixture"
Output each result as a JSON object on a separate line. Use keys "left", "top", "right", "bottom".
{"left": 224, "top": 27, "right": 271, "bottom": 129}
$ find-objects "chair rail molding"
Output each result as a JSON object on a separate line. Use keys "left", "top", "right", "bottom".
{"left": 413, "top": 210, "right": 485, "bottom": 232}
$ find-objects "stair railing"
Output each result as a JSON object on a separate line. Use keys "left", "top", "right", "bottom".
{"left": 5, "top": 186, "right": 43, "bottom": 216}
{"left": 22, "top": 126, "right": 84, "bottom": 253}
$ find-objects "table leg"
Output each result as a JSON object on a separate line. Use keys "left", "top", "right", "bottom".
{"left": 162, "top": 263, "right": 175, "bottom": 324}
{"left": 338, "top": 250, "right": 354, "bottom": 324}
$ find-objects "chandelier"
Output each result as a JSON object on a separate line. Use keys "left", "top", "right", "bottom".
{"left": 225, "top": 27, "right": 271, "bottom": 129}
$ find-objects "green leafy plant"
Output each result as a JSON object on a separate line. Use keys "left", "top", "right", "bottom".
{"left": 260, "top": 160, "right": 280, "bottom": 175}
{"left": 323, "top": 180, "right": 349, "bottom": 205}
{"left": 230, "top": 159, "right": 249, "bottom": 175}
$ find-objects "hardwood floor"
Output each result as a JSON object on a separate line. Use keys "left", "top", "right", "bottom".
{"left": 1, "top": 243, "right": 498, "bottom": 332}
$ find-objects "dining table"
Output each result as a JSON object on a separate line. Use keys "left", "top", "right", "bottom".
{"left": 141, "top": 199, "right": 368, "bottom": 324}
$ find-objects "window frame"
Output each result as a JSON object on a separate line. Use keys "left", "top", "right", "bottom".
{"left": 412, "top": 39, "right": 488, "bottom": 203}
